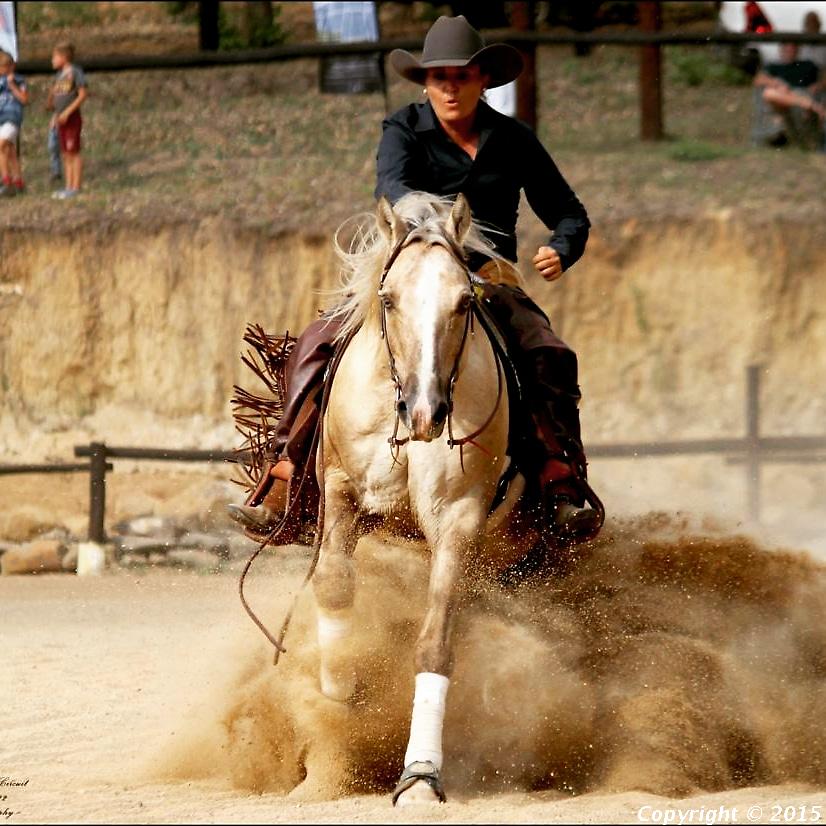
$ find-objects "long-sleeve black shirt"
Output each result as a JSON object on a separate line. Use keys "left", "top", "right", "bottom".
{"left": 374, "top": 100, "right": 590, "bottom": 271}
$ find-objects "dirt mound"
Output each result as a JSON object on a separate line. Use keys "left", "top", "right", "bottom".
{"left": 150, "top": 515, "right": 826, "bottom": 800}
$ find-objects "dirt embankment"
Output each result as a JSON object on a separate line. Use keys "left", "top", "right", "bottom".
{"left": 2, "top": 213, "right": 825, "bottom": 459}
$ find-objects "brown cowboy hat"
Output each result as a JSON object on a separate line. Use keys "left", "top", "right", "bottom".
{"left": 389, "top": 15, "right": 523, "bottom": 89}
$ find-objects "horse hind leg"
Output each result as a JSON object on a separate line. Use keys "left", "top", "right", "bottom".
{"left": 312, "top": 483, "right": 362, "bottom": 702}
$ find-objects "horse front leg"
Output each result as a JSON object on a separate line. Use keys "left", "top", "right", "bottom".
{"left": 393, "top": 502, "right": 484, "bottom": 807}
{"left": 312, "top": 478, "right": 361, "bottom": 703}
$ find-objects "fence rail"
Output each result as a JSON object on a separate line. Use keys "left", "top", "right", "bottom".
{"left": 1, "top": 366, "right": 823, "bottom": 544}
{"left": 15, "top": 30, "right": 826, "bottom": 76}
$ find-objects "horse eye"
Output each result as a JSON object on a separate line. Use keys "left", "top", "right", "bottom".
{"left": 381, "top": 294, "right": 395, "bottom": 311}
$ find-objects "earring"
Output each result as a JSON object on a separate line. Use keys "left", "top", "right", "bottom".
{"left": 422, "top": 88, "right": 427, "bottom": 95}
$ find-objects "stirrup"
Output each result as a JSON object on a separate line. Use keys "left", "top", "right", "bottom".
{"left": 391, "top": 761, "right": 446, "bottom": 805}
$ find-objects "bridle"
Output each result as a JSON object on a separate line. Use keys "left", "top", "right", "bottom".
{"left": 378, "top": 229, "right": 505, "bottom": 470}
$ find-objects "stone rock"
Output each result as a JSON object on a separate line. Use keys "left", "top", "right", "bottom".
{"left": 1, "top": 539, "right": 68, "bottom": 575}
{"left": 61, "top": 544, "right": 79, "bottom": 571}
{"left": 178, "top": 531, "right": 230, "bottom": 558}
{"left": 112, "top": 535, "right": 175, "bottom": 555}
{"left": 0, "top": 507, "right": 62, "bottom": 543}
{"left": 166, "top": 549, "right": 222, "bottom": 571}
{"left": 112, "top": 514, "right": 183, "bottom": 539}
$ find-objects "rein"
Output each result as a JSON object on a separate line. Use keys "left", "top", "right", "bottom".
{"left": 239, "top": 228, "right": 505, "bottom": 662}
{"left": 238, "top": 321, "right": 359, "bottom": 664}
{"left": 379, "top": 233, "right": 505, "bottom": 469}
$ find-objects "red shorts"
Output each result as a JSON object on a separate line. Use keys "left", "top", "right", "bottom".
{"left": 58, "top": 111, "right": 82, "bottom": 153}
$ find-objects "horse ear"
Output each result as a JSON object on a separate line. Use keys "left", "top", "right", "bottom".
{"left": 376, "top": 196, "right": 405, "bottom": 247}
{"left": 447, "top": 193, "right": 473, "bottom": 247}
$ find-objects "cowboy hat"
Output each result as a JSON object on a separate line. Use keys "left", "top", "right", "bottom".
{"left": 389, "top": 15, "right": 523, "bottom": 89}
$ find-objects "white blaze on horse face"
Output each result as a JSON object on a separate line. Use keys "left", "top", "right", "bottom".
{"left": 410, "top": 255, "right": 442, "bottom": 440}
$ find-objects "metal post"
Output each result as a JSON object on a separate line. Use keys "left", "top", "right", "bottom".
{"left": 639, "top": 1, "right": 664, "bottom": 140}
{"left": 745, "top": 365, "right": 762, "bottom": 523}
{"left": 88, "top": 442, "right": 108, "bottom": 543}
{"left": 511, "top": 1, "right": 537, "bottom": 131}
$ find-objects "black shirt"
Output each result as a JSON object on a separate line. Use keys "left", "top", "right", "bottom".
{"left": 766, "top": 59, "right": 819, "bottom": 88}
{"left": 374, "top": 100, "right": 590, "bottom": 271}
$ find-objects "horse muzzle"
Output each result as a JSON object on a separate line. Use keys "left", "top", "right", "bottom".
{"left": 398, "top": 394, "right": 449, "bottom": 442}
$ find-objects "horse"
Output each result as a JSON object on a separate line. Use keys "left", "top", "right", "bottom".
{"left": 309, "top": 191, "right": 537, "bottom": 805}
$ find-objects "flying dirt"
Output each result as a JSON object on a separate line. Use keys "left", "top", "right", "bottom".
{"left": 151, "top": 513, "right": 826, "bottom": 802}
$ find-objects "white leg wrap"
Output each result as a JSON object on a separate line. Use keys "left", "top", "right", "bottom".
{"left": 404, "top": 672, "right": 450, "bottom": 770}
{"left": 317, "top": 608, "right": 356, "bottom": 702}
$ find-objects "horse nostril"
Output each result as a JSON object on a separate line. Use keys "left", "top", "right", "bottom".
{"left": 433, "top": 401, "right": 449, "bottom": 425}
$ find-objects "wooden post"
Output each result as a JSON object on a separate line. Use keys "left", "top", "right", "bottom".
{"left": 639, "top": 1, "right": 664, "bottom": 141}
{"left": 510, "top": 1, "right": 537, "bottom": 130}
{"left": 88, "top": 442, "right": 108, "bottom": 543}
{"left": 199, "top": 0, "right": 220, "bottom": 51}
{"left": 745, "top": 365, "right": 762, "bottom": 523}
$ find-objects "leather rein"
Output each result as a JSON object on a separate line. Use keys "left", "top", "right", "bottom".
{"left": 378, "top": 232, "right": 505, "bottom": 470}
{"left": 239, "top": 230, "right": 505, "bottom": 663}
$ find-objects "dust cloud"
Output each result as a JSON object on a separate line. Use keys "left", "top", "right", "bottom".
{"left": 150, "top": 514, "right": 826, "bottom": 800}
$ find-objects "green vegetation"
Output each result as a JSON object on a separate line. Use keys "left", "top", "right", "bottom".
{"left": 666, "top": 139, "right": 739, "bottom": 162}
{"left": 4, "top": 37, "right": 823, "bottom": 234}
{"left": 17, "top": 1, "right": 105, "bottom": 34}
{"left": 668, "top": 47, "right": 752, "bottom": 87}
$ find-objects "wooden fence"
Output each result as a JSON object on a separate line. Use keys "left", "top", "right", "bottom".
{"left": 2, "top": 366, "right": 824, "bottom": 543}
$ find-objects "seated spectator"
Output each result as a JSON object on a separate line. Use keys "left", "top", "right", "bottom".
{"left": 0, "top": 50, "right": 28, "bottom": 196}
{"left": 753, "top": 42, "right": 826, "bottom": 148}
{"left": 799, "top": 11, "right": 826, "bottom": 73}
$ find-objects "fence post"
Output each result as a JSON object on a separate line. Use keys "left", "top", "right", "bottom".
{"left": 511, "top": 1, "right": 537, "bottom": 131}
{"left": 745, "top": 365, "right": 762, "bottom": 522}
{"left": 88, "top": 442, "right": 108, "bottom": 543}
{"left": 198, "top": 0, "right": 220, "bottom": 51}
{"left": 639, "top": 1, "right": 664, "bottom": 140}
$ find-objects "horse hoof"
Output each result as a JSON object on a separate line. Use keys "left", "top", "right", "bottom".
{"left": 394, "top": 780, "right": 443, "bottom": 806}
{"left": 392, "top": 761, "right": 446, "bottom": 806}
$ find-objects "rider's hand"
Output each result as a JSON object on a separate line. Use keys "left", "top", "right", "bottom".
{"left": 533, "top": 246, "right": 563, "bottom": 282}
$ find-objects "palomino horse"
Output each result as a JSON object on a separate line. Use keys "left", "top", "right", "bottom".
{"left": 312, "top": 192, "right": 534, "bottom": 805}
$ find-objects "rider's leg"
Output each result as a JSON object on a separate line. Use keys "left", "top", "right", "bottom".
{"left": 229, "top": 315, "right": 341, "bottom": 533}
{"left": 481, "top": 283, "right": 602, "bottom": 536}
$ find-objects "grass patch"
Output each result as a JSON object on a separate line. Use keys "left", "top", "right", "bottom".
{"left": 668, "top": 47, "right": 752, "bottom": 87}
{"left": 666, "top": 139, "right": 739, "bottom": 162}
{"left": 4, "top": 29, "right": 824, "bottom": 236}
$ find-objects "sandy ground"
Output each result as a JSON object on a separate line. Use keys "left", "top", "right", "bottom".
{"left": 3, "top": 527, "right": 826, "bottom": 824}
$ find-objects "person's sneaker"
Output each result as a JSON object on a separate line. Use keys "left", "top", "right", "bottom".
{"left": 52, "top": 188, "right": 79, "bottom": 200}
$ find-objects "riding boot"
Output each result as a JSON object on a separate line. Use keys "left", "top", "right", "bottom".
{"left": 479, "top": 282, "right": 603, "bottom": 540}
{"left": 528, "top": 348, "right": 603, "bottom": 541}
{"left": 230, "top": 316, "right": 341, "bottom": 541}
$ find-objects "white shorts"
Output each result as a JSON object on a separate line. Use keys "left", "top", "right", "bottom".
{"left": 0, "top": 122, "right": 19, "bottom": 143}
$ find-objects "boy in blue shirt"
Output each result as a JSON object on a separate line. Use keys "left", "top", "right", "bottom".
{"left": 0, "top": 50, "right": 28, "bottom": 197}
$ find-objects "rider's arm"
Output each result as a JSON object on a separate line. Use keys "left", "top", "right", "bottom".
{"left": 520, "top": 126, "right": 590, "bottom": 273}
{"left": 375, "top": 119, "right": 421, "bottom": 205}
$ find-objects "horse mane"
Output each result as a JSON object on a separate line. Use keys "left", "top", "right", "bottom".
{"left": 328, "top": 192, "right": 521, "bottom": 343}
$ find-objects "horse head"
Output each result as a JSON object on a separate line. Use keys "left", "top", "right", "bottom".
{"left": 376, "top": 194, "right": 474, "bottom": 442}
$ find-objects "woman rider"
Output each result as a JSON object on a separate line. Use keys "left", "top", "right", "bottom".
{"left": 231, "top": 15, "right": 602, "bottom": 542}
